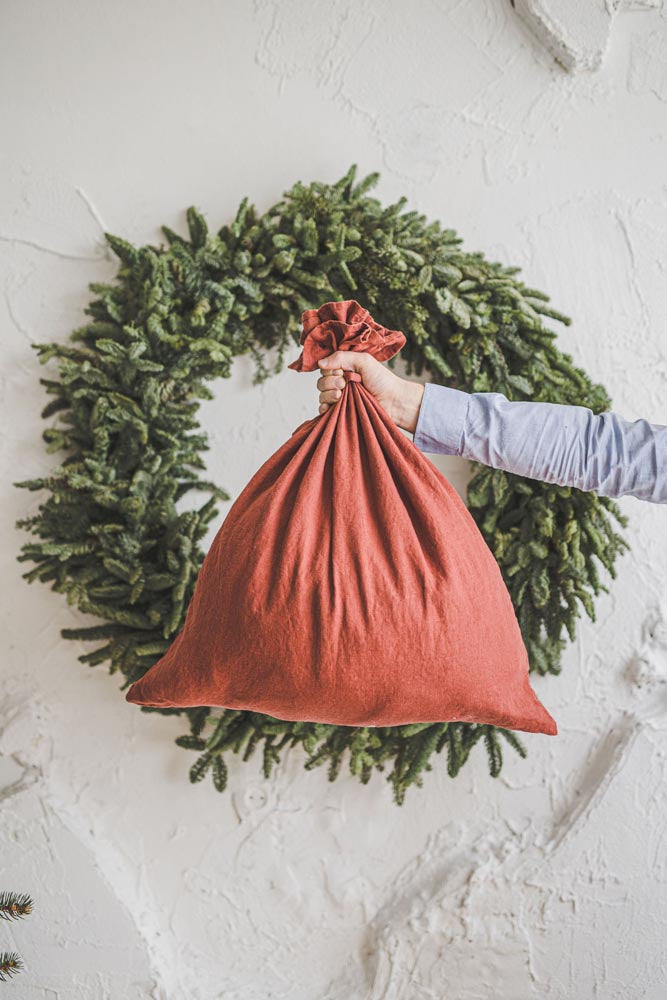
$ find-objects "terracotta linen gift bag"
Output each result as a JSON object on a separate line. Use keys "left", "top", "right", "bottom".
{"left": 126, "top": 300, "right": 557, "bottom": 736}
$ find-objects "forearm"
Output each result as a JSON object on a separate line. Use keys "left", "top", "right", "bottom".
{"left": 412, "top": 382, "right": 667, "bottom": 504}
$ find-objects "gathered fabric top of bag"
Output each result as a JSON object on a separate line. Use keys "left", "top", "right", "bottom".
{"left": 286, "top": 298, "right": 407, "bottom": 371}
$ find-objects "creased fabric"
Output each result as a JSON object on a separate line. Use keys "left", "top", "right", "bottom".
{"left": 126, "top": 300, "right": 557, "bottom": 736}
{"left": 286, "top": 298, "right": 406, "bottom": 371}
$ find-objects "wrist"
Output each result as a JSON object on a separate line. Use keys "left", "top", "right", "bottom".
{"left": 393, "top": 381, "right": 424, "bottom": 434}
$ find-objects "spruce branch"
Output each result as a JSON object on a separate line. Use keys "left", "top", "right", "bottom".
{"left": 0, "top": 891, "right": 34, "bottom": 983}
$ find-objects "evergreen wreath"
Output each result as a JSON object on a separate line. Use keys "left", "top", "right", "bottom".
{"left": 15, "top": 164, "right": 629, "bottom": 805}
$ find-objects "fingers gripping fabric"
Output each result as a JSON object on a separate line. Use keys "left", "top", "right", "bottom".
{"left": 126, "top": 300, "right": 557, "bottom": 736}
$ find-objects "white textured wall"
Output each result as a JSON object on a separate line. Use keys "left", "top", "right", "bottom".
{"left": 2, "top": 2, "right": 667, "bottom": 997}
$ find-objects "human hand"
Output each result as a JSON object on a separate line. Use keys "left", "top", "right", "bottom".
{"left": 316, "top": 351, "right": 425, "bottom": 434}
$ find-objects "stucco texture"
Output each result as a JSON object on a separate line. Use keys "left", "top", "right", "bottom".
{"left": 1, "top": 2, "right": 666, "bottom": 998}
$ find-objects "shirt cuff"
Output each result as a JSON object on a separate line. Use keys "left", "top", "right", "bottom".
{"left": 412, "top": 382, "right": 470, "bottom": 455}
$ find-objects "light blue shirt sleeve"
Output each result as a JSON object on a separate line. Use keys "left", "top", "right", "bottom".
{"left": 412, "top": 382, "right": 667, "bottom": 504}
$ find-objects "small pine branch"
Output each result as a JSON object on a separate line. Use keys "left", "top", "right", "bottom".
{"left": 0, "top": 891, "right": 34, "bottom": 984}
{"left": 0, "top": 952, "right": 24, "bottom": 982}
{"left": 0, "top": 891, "right": 33, "bottom": 921}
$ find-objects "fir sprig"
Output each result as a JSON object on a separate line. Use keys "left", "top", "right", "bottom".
{"left": 0, "top": 953, "right": 23, "bottom": 983}
{"left": 0, "top": 892, "right": 33, "bottom": 922}
{"left": 14, "top": 164, "right": 629, "bottom": 804}
{"left": 0, "top": 891, "right": 34, "bottom": 982}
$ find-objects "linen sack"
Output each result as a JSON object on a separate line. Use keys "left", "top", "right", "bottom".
{"left": 126, "top": 299, "right": 557, "bottom": 736}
